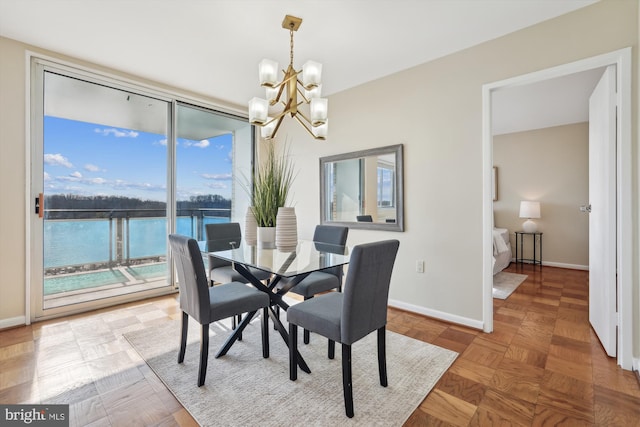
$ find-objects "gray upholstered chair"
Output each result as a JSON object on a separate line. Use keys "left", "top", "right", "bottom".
{"left": 205, "top": 222, "right": 271, "bottom": 285}
{"left": 169, "top": 234, "right": 270, "bottom": 387}
{"left": 206, "top": 222, "right": 272, "bottom": 331}
{"left": 277, "top": 225, "right": 348, "bottom": 344}
{"left": 287, "top": 239, "right": 400, "bottom": 418}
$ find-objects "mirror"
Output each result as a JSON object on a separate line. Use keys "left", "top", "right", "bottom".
{"left": 320, "top": 144, "right": 404, "bottom": 231}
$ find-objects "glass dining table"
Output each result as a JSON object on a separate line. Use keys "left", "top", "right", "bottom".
{"left": 199, "top": 239, "right": 350, "bottom": 373}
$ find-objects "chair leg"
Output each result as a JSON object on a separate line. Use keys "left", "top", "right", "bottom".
{"left": 233, "top": 314, "right": 243, "bottom": 341}
{"left": 262, "top": 307, "right": 269, "bottom": 358}
{"left": 178, "top": 311, "right": 188, "bottom": 363}
{"left": 377, "top": 326, "right": 388, "bottom": 387}
{"left": 274, "top": 305, "right": 279, "bottom": 330}
{"left": 303, "top": 296, "right": 312, "bottom": 344}
{"left": 198, "top": 323, "right": 210, "bottom": 387}
{"left": 289, "top": 323, "right": 298, "bottom": 381}
{"left": 328, "top": 339, "right": 335, "bottom": 359}
{"left": 342, "top": 344, "right": 354, "bottom": 418}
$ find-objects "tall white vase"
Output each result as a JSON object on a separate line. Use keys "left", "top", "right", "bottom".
{"left": 244, "top": 206, "right": 257, "bottom": 245}
{"left": 276, "top": 207, "right": 297, "bottom": 251}
{"left": 257, "top": 226, "right": 276, "bottom": 249}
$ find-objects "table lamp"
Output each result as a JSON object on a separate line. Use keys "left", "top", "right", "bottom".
{"left": 519, "top": 201, "right": 541, "bottom": 233}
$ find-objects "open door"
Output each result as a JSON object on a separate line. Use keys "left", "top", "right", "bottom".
{"left": 588, "top": 65, "right": 617, "bottom": 357}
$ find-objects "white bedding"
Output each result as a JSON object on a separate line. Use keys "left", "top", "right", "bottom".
{"left": 492, "top": 227, "right": 512, "bottom": 275}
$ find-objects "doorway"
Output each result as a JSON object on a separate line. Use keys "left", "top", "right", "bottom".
{"left": 481, "top": 48, "right": 632, "bottom": 370}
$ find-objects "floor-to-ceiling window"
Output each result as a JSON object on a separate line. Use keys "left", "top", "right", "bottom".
{"left": 30, "top": 60, "right": 253, "bottom": 319}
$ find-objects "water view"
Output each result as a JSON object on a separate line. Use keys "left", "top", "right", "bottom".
{"left": 44, "top": 216, "right": 227, "bottom": 268}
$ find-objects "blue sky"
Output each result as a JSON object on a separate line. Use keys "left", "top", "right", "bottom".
{"left": 44, "top": 116, "right": 233, "bottom": 201}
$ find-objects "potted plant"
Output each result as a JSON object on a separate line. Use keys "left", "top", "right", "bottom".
{"left": 246, "top": 141, "right": 295, "bottom": 247}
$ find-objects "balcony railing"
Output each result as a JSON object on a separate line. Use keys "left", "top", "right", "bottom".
{"left": 44, "top": 207, "right": 230, "bottom": 276}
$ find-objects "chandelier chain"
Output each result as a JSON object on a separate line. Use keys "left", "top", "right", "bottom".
{"left": 289, "top": 27, "right": 294, "bottom": 67}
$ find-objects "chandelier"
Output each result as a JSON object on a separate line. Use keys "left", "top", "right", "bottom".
{"left": 248, "top": 15, "right": 328, "bottom": 140}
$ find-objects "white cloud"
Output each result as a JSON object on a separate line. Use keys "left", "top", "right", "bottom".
{"left": 113, "top": 179, "right": 165, "bottom": 192}
{"left": 94, "top": 128, "right": 139, "bottom": 138}
{"left": 182, "top": 139, "right": 210, "bottom": 148}
{"left": 91, "top": 177, "right": 106, "bottom": 184}
{"left": 206, "top": 182, "right": 227, "bottom": 190}
{"left": 44, "top": 171, "right": 51, "bottom": 181}
{"left": 201, "top": 173, "right": 232, "bottom": 180}
{"left": 84, "top": 164, "right": 101, "bottom": 172}
{"left": 156, "top": 139, "right": 168, "bottom": 146}
{"left": 44, "top": 153, "right": 73, "bottom": 168}
{"left": 70, "top": 171, "right": 83, "bottom": 178}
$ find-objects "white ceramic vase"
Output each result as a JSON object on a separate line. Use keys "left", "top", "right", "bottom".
{"left": 244, "top": 206, "right": 258, "bottom": 245}
{"left": 257, "top": 226, "right": 276, "bottom": 249}
{"left": 275, "top": 207, "right": 297, "bottom": 251}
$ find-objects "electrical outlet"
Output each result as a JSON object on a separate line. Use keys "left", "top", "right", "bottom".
{"left": 416, "top": 260, "right": 425, "bottom": 273}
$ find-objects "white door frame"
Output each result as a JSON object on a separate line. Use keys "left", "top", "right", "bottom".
{"left": 481, "top": 47, "right": 632, "bottom": 370}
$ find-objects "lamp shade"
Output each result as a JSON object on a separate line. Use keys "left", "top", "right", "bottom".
{"left": 304, "top": 84, "right": 322, "bottom": 100}
{"left": 302, "top": 60, "right": 322, "bottom": 88}
{"left": 310, "top": 98, "right": 328, "bottom": 125}
{"left": 258, "top": 59, "right": 279, "bottom": 86}
{"left": 260, "top": 119, "right": 276, "bottom": 139}
{"left": 248, "top": 97, "right": 268, "bottom": 124}
{"left": 519, "top": 201, "right": 540, "bottom": 233}
{"left": 265, "top": 86, "right": 278, "bottom": 102}
{"left": 519, "top": 201, "right": 541, "bottom": 219}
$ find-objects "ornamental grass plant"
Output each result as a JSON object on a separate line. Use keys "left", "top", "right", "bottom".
{"left": 250, "top": 141, "right": 296, "bottom": 227}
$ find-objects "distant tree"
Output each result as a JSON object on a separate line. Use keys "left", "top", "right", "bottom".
{"left": 44, "top": 194, "right": 231, "bottom": 219}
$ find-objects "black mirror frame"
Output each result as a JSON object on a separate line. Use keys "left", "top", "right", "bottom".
{"left": 319, "top": 144, "right": 404, "bottom": 232}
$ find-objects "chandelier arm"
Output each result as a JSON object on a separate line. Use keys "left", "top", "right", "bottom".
{"left": 265, "top": 69, "right": 300, "bottom": 90}
{"left": 263, "top": 108, "right": 291, "bottom": 126}
{"left": 279, "top": 69, "right": 301, "bottom": 87}
{"left": 296, "top": 85, "right": 310, "bottom": 104}
{"left": 270, "top": 84, "right": 286, "bottom": 106}
{"left": 293, "top": 115, "right": 324, "bottom": 140}
{"left": 295, "top": 110, "right": 313, "bottom": 126}
{"left": 270, "top": 115, "right": 286, "bottom": 139}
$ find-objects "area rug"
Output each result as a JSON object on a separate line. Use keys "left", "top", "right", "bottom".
{"left": 493, "top": 271, "right": 528, "bottom": 299}
{"left": 125, "top": 316, "right": 458, "bottom": 426}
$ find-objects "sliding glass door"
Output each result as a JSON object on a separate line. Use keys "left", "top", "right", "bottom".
{"left": 175, "top": 103, "right": 253, "bottom": 240}
{"left": 31, "top": 60, "right": 253, "bottom": 319}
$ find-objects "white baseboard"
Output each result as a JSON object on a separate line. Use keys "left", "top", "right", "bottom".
{"left": 0, "top": 316, "right": 27, "bottom": 330}
{"left": 511, "top": 259, "right": 588, "bottom": 271}
{"left": 388, "top": 299, "right": 484, "bottom": 330}
{"left": 542, "top": 261, "right": 589, "bottom": 270}
{"left": 633, "top": 357, "right": 640, "bottom": 373}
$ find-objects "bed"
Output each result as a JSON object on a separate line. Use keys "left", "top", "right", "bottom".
{"left": 492, "top": 227, "right": 512, "bottom": 275}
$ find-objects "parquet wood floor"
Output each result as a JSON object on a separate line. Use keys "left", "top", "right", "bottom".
{"left": 1, "top": 264, "right": 638, "bottom": 426}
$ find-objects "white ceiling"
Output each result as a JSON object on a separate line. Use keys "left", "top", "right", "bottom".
{"left": 0, "top": 0, "right": 599, "bottom": 134}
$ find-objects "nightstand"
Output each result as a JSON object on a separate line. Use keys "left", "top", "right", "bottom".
{"left": 515, "top": 231, "right": 543, "bottom": 265}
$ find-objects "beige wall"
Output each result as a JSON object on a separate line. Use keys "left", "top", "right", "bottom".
{"left": 494, "top": 123, "right": 589, "bottom": 268}
{"left": 0, "top": 37, "right": 28, "bottom": 322}
{"left": 1, "top": 0, "right": 638, "bottom": 361}
{"left": 273, "top": 0, "right": 639, "bottom": 351}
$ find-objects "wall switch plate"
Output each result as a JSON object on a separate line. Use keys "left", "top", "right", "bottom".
{"left": 416, "top": 260, "right": 425, "bottom": 273}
